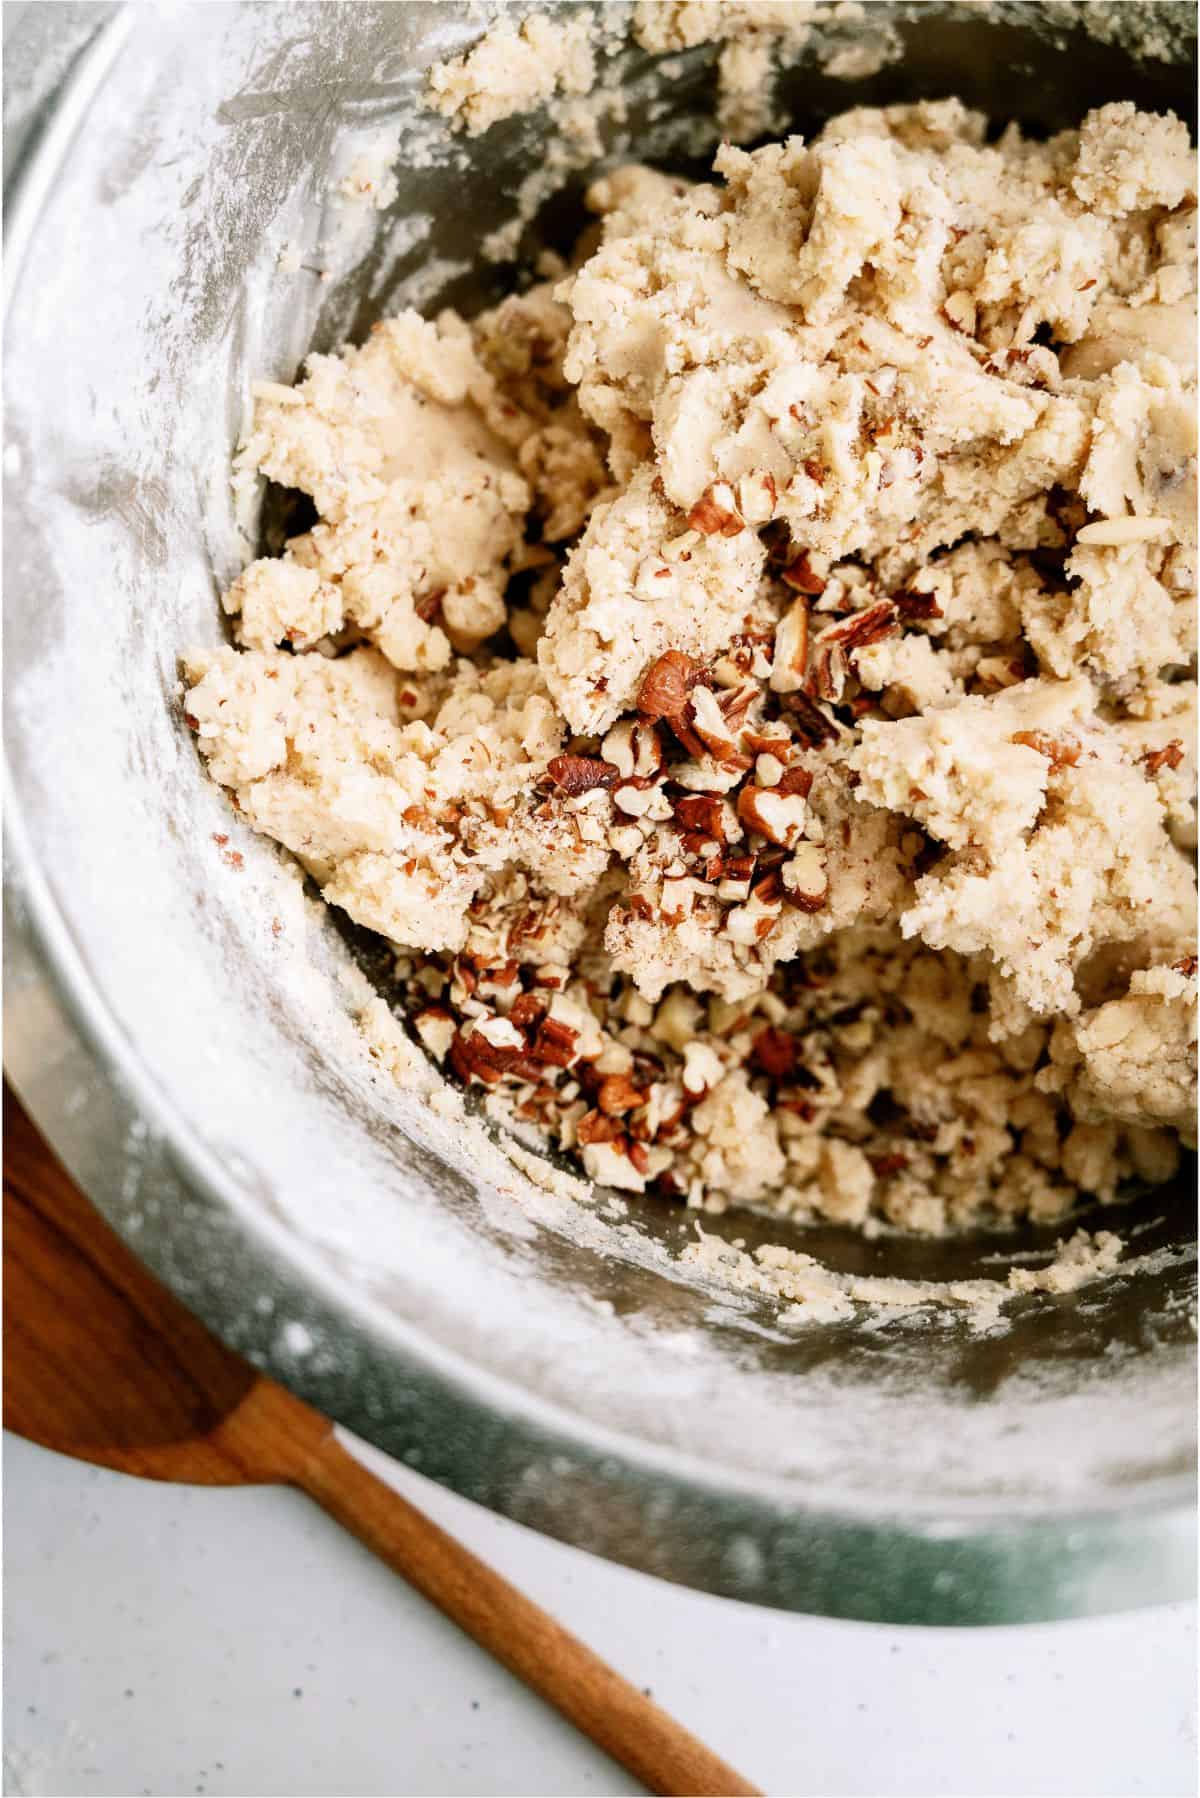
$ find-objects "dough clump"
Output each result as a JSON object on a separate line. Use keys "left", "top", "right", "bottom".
{"left": 186, "top": 99, "right": 1196, "bottom": 1233}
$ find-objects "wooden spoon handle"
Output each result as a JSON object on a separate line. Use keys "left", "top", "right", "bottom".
{"left": 299, "top": 1431, "right": 762, "bottom": 1797}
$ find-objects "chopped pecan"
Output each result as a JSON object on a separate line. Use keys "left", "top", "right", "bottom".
{"left": 638, "top": 650, "right": 702, "bottom": 721}
{"left": 414, "top": 588, "right": 446, "bottom": 624}
{"left": 687, "top": 483, "right": 744, "bottom": 536}
{"left": 825, "top": 599, "right": 898, "bottom": 651}
{"left": 808, "top": 640, "right": 849, "bottom": 703}
{"left": 531, "top": 1017, "right": 579, "bottom": 1067}
{"left": 751, "top": 869, "right": 784, "bottom": 906}
{"left": 893, "top": 590, "right": 944, "bottom": 621}
{"left": 743, "top": 730, "right": 794, "bottom": 760}
{"left": 509, "top": 991, "right": 549, "bottom": 1032}
{"left": 689, "top": 685, "right": 740, "bottom": 759}
{"left": 704, "top": 849, "right": 756, "bottom": 884}
{"left": 751, "top": 1026, "right": 798, "bottom": 1080}
{"left": 783, "top": 843, "right": 829, "bottom": 912}
{"left": 547, "top": 754, "right": 621, "bottom": 795}
{"left": 1140, "top": 739, "right": 1185, "bottom": 775}
{"left": 575, "top": 1110, "right": 625, "bottom": 1146}
{"left": 780, "top": 551, "right": 826, "bottom": 595}
{"left": 672, "top": 792, "right": 727, "bottom": 839}
{"left": 869, "top": 1151, "right": 909, "bottom": 1178}
{"left": 805, "top": 601, "right": 897, "bottom": 703}
{"left": 1173, "top": 955, "right": 1198, "bottom": 977}
{"left": 717, "top": 683, "right": 758, "bottom": 723}
{"left": 770, "top": 596, "right": 809, "bottom": 694}
{"left": 627, "top": 1140, "right": 651, "bottom": 1175}
{"left": 449, "top": 1027, "right": 522, "bottom": 1086}
{"left": 597, "top": 1074, "right": 645, "bottom": 1116}
{"left": 1011, "top": 730, "right": 1081, "bottom": 768}
{"left": 738, "top": 785, "right": 808, "bottom": 849}
{"left": 776, "top": 765, "right": 813, "bottom": 799}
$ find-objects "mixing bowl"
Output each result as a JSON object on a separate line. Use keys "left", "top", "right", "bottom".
{"left": 4, "top": 0, "right": 1196, "bottom": 1623}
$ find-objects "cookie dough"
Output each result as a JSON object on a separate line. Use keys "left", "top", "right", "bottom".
{"left": 185, "top": 98, "right": 1197, "bottom": 1234}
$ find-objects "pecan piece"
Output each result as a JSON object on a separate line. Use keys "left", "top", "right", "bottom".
{"left": 414, "top": 587, "right": 446, "bottom": 624}
{"left": 770, "top": 597, "right": 810, "bottom": 694}
{"left": 751, "top": 1026, "right": 799, "bottom": 1080}
{"left": 825, "top": 599, "right": 898, "bottom": 651}
{"left": 1011, "top": 730, "right": 1081, "bottom": 768}
{"left": 531, "top": 1017, "right": 580, "bottom": 1067}
{"left": 808, "top": 640, "right": 849, "bottom": 703}
{"left": 449, "top": 1027, "right": 522, "bottom": 1086}
{"left": 737, "top": 785, "right": 808, "bottom": 849}
{"left": 638, "top": 650, "right": 702, "bottom": 721}
{"left": 547, "top": 754, "right": 620, "bottom": 795}
{"left": 689, "top": 684, "right": 739, "bottom": 759}
{"left": 672, "top": 793, "right": 727, "bottom": 839}
{"left": 782, "top": 843, "right": 829, "bottom": 912}
{"left": 784, "top": 689, "right": 842, "bottom": 747}
{"left": 780, "top": 551, "right": 826, "bottom": 595}
{"left": 776, "top": 764, "right": 813, "bottom": 799}
{"left": 509, "top": 991, "right": 549, "bottom": 1032}
{"left": 743, "top": 730, "right": 793, "bottom": 760}
{"left": 869, "top": 1151, "right": 909, "bottom": 1178}
{"left": 687, "top": 482, "right": 744, "bottom": 537}
{"left": 1140, "top": 739, "right": 1185, "bottom": 775}
{"left": 893, "top": 590, "right": 944, "bottom": 621}
{"left": 575, "top": 1110, "right": 625, "bottom": 1145}
{"left": 597, "top": 1074, "right": 645, "bottom": 1116}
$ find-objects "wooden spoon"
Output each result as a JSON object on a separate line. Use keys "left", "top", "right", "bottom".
{"left": 4, "top": 1088, "right": 760, "bottom": 1798}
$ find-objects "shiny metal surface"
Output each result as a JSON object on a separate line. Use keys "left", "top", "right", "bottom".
{"left": 4, "top": 0, "right": 1196, "bottom": 1622}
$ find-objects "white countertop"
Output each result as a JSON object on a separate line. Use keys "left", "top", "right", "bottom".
{"left": 4, "top": 1429, "right": 1195, "bottom": 1798}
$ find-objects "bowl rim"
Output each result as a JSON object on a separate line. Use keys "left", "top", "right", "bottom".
{"left": 3, "top": 0, "right": 1195, "bottom": 1623}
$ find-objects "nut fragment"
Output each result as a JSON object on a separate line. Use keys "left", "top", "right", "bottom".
{"left": 638, "top": 650, "right": 702, "bottom": 720}
{"left": 509, "top": 991, "right": 548, "bottom": 1032}
{"left": 689, "top": 684, "right": 739, "bottom": 759}
{"left": 531, "top": 1017, "right": 579, "bottom": 1066}
{"left": 413, "top": 1008, "right": 456, "bottom": 1060}
{"left": 737, "top": 785, "right": 808, "bottom": 849}
{"left": 751, "top": 1026, "right": 799, "bottom": 1079}
{"left": 449, "top": 1025, "right": 524, "bottom": 1085}
{"left": 576, "top": 1109, "right": 625, "bottom": 1145}
{"left": 1140, "top": 739, "right": 1185, "bottom": 775}
{"left": 597, "top": 1074, "right": 645, "bottom": 1115}
{"left": 547, "top": 755, "right": 620, "bottom": 795}
{"left": 672, "top": 792, "right": 727, "bottom": 839}
{"left": 893, "top": 590, "right": 944, "bottom": 621}
{"left": 1076, "top": 516, "right": 1171, "bottom": 546}
{"left": 780, "top": 551, "right": 826, "bottom": 595}
{"left": 776, "top": 764, "right": 814, "bottom": 799}
{"left": 780, "top": 689, "right": 841, "bottom": 746}
{"left": 1011, "top": 730, "right": 1081, "bottom": 768}
{"left": 687, "top": 483, "right": 744, "bottom": 536}
{"left": 769, "top": 597, "right": 810, "bottom": 694}
{"left": 602, "top": 717, "right": 664, "bottom": 779}
{"left": 783, "top": 843, "right": 830, "bottom": 911}
{"left": 824, "top": 600, "right": 898, "bottom": 651}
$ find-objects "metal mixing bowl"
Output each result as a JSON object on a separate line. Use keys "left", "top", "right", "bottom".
{"left": 4, "top": 0, "right": 1196, "bottom": 1622}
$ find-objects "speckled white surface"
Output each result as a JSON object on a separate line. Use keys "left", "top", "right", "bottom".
{"left": 3, "top": 1430, "right": 1195, "bottom": 1797}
